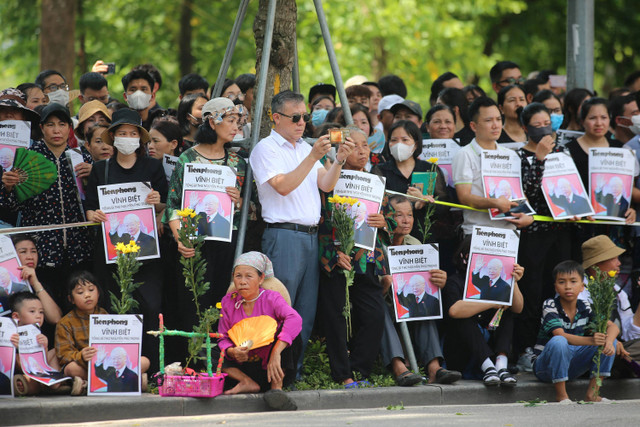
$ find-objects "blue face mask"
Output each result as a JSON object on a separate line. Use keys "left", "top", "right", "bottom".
{"left": 550, "top": 113, "right": 564, "bottom": 132}
{"left": 311, "top": 109, "right": 329, "bottom": 126}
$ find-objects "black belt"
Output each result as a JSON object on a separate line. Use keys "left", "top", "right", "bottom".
{"left": 266, "top": 222, "right": 318, "bottom": 234}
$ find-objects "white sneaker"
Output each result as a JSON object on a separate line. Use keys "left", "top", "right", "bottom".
{"left": 517, "top": 347, "right": 535, "bottom": 373}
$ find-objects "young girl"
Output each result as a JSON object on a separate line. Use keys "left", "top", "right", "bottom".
{"left": 55, "top": 271, "right": 150, "bottom": 393}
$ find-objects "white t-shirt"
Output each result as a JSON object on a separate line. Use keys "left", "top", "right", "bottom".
{"left": 451, "top": 138, "right": 516, "bottom": 235}
{"left": 250, "top": 129, "right": 324, "bottom": 225}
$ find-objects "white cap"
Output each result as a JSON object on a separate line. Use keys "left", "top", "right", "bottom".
{"left": 344, "top": 75, "right": 369, "bottom": 88}
{"left": 377, "top": 94, "right": 404, "bottom": 113}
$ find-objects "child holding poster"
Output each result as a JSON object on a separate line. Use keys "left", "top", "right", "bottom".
{"left": 442, "top": 236, "right": 524, "bottom": 387}
{"left": 55, "top": 271, "right": 149, "bottom": 394}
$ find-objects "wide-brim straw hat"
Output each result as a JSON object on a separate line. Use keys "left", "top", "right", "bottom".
{"left": 581, "top": 235, "right": 625, "bottom": 269}
{"left": 75, "top": 100, "right": 112, "bottom": 139}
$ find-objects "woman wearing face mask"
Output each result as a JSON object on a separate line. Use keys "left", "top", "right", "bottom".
{"left": 497, "top": 85, "right": 528, "bottom": 143}
{"left": 304, "top": 96, "right": 335, "bottom": 138}
{"left": 371, "top": 120, "right": 448, "bottom": 242}
{"left": 514, "top": 103, "right": 575, "bottom": 371}
{"left": 532, "top": 90, "right": 564, "bottom": 133}
{"left": 178, "top": 93, "right": 208, "bottom": 149}
{"left": 162, "top": 98, "right": 246, "bottom": 355}
{"left": 84, "top": 108, "right": 168, "bottom": 372}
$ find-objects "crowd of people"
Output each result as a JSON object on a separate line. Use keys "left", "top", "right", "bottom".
{"left": 1, "top": 58, "right": 639, "bottom": 407}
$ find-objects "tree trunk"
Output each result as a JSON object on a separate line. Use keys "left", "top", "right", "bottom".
{"left": 179, "top": 0, "right": 194, "bottom": 76}
{"left": 253, "top": 0, "right": 297, "bottom": 139}
{"left": 40, "top": 0, "right": 77, "bottom": 89}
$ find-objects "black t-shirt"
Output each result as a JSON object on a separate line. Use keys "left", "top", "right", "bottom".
{"left": 442, "top": 272, "right": 497, "bottom": 328}
{"left": 565, "top": 138, "right": 623, "bottom": 188}
{"left": 454, "top": 126, "right": 475, "bottom": 147}
{"left": 84, "top": 156, "right": 168, "bottom": 212}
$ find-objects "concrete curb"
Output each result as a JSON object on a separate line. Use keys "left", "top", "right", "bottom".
{"left": 3, "top": 375, "right": 639, "bottom": 426}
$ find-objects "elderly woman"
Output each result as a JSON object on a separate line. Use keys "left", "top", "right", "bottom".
{"left": 218, "top": 252, "right": 301, "bottom": 410}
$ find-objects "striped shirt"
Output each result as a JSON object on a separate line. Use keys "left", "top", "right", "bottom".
{"left": 55, "top": 307, "right": 108, "bottom": 368}
{"left": 533, "top": 297, "right": 593, "bottom": 358}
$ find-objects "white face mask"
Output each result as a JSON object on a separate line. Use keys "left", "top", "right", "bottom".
{"left": 390, "top": 143, "right": 414, "bottom": 162}
{"left": 126, "top": 90, "right": 152, "bottom": 110}
{"left": 47, "top": 89, "right": 69, "bottom": 106}
{"left": 630, "top": 115, "right": 640, "bottom": 135}
{"left": 113, "top": 136, "right": 140, "bottom": 155}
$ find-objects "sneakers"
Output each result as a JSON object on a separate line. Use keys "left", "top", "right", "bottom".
{"left": 517, "top": 347, "right": 535, "bottom": 373}
{"left": 70, "top": 377, "right": 87, "bottom": 396}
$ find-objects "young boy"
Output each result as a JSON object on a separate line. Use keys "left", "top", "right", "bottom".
{"left": 533, "top": 260, "right": 618, "bottom": 403}
{"left": 55, "top": 271, "right": 149, "bottom": 393}
{"left": 9, "top": 292, "right": 80, "bottom": 395}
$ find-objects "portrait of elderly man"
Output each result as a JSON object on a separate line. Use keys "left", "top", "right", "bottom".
{"left": 547, "top": 177, "right": 591, "bottom": 216}
{"left": 352, "top": 201, "right": 375, "bottom": 248}
{"left": 491, "top": 179, "right": 513, "bottom": 199}
{"left": 0, "top": 266, "right": 28, "bottom": 298}
{"left": 94, "top": 346, "right": 139, "bottom": 393}
{"left": 108, "top": 213, "right": 157, "bottom": 257}
{"left": 0, "top": 148, "right": 14, "bottom": 172}
{"left": 396, "top": 274, "right": 440, "bottom": 318}
{"left": 594, "top": 176, "right": 629, "bottom": 218}
{"left": 471, "top": 255, "right": 512, "bottom": 303}
{"left": 194, "top": 193, "right": 231, "bottom": 239}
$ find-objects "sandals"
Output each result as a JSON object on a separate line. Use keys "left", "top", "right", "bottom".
{"left": 482, "top": 367, "right": 500, "bottom": 386}
{"left": 434, "top": 368, "right": 461, "bottom": 384}
{"left": 395, "top": 370, "right": 422, "bottom": 387}
{"left": 343, "top": 380, "right": 371, "bottom": 389}
{"left": 13, "top": 374, "right": 29, "bottom": 396}
{"left": 70, "top": 376, "right": 87, "bottom": 396}
{"left": 497, "top": 368, "right": 517, "bottom": 387}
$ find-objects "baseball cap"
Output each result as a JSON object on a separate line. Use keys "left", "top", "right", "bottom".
{"left": 390, "top": 100, "right": 423, "bottom": 119}
{"left": 377, "top": 94, "right": 404, "bottom": 113}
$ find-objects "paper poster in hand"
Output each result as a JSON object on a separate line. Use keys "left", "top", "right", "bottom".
{"left": 18, "top": 324, "right": 70, "bottom": 386}
{"left": 463, "top": 226, "right": 520, "bottom": 306}
{"left": 333, "top": 170, "right": 386, "bottom": 251}
{"left": 181, "top": 163, "right": 237, "bottom": 242}
{"left": 0, "top": 235, "right": 32, "bottom": 313}
{"left": 388, "top": 244, "right": 442, "bottom": 322}
{"left": 98, "top": 182, "right": 160, "bottom": 264}
{"left": 65, "top": 148, "right": 85, "bottom": 200}
{"left": 480, "top": 150, "right": 535, "bottom": 219}
{"left": 162, "top": 154, "right": 178, "bottom": 183}
{"left": 588, "top": 147, "right": 636, "bottom": 221}
{"left": 419, "top": 139, "right": 460, "bottom": 189}
{"left": 0, "top": 120, "right": 31, "bottom": 172}
{"left": 88, "top": 314, "right": 143, "bottom": 395}
{"left": 541, "top": 152, "right": 594, "bottom": 219}
{"left": 0, "top": 318, "right": 17, "bottom": 397}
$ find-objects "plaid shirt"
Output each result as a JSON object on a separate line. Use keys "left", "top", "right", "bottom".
{"left": 533, "top": 296, "right": 593, "bottom": 359}
{"left": 55, "top": 306, "right": 108, "bottom": 368}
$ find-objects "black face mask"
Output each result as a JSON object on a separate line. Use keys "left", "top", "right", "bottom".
{"left": 526, "top": 124, "right": 553, "bottom": 143}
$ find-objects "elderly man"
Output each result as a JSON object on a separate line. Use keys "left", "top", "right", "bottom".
{"left": 472, "top": 256, "right": 511, "bottom": 303}
{"left": 0, "top": 266, "right": 29, "bottom": 297}
{"left": 396, "top": 274, "right": 440, "bottom": 318}
{"left": 595, "top": 176, "right": 629, "bottom": 218}
{"left": 109, "top": 213, "right": 157, "bottom": 257}
{"left": 0, "top": 148, "right": 13, "bottom": 172}
{"left": 196, "top": 193, "right": 231, "bottom": 239}
{"left": 352, "top": 202, "right": 375, "bottom": 248}
{"left": 94, "top": 346, "right": 139, "bottom": 392}
{"left": 250, "top": 90, "right": 354, "bottom": 371}
{"left": 548, "top": 178, "right": 591, "bottom": 216}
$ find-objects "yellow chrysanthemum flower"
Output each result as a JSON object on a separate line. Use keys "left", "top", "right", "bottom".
{"left": 328, "top": 196, "right": 337, "bottom": 204}
{"left": 216, "top": 302, "right": 222, "bottom": 309}
{"left": 427, "top": 157, "right": 439, "bottom": 164}
{"left": 177, "top": 207, "right": 196, "bottom": 218}
{"left": 115, "top": 242, "right": 126, "bottom": 253}
{"left": 607, "top": 270, "right": 616, "bottom": 278}
{"left": 589, "top": 276, "right": 594, "bottom": 280}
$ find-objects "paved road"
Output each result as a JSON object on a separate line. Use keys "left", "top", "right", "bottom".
{"left": 37, "top": 399, "right": 640, "bottom": 427}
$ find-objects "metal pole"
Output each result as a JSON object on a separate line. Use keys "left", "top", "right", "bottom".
{"left": 399, "top": 322, "right": 420, "bottom": 375}
{"left": 211, "top": 0, "right": 251, "bottom": 98}
{"left": 566, "top": 0, "right": 594, "bottom": 92}
{"left": 234, "top": 0, "right": 278, "bottom": 259}
{"left": 313, "top": 0, "right": 352, "bottom": 125}
{"left": 292, "top": 36, "right": 301, "bottom": 93}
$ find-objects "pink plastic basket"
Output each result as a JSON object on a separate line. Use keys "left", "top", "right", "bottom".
{"left": 159, "top": 373, "right": 227, "bottom": 398}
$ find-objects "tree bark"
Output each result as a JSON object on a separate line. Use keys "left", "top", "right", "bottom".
{"left": 40, "top": 0, "right": 77, "bottom": 89}
{"left": 179, "top": 0, "right": 194, "bottom": 76}
{"left": 253, "top": 0, "right": 297, "bottom": 139}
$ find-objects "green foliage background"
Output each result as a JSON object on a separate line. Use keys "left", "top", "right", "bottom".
{"left": 1, "top": 0, "right": 639, "bottom": 111}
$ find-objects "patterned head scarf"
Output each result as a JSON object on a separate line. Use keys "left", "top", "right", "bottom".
{"left": 233, "top": 251, "right": 274, "bottom": 279}
{"left": 201, "top": 97, "right": 247, "bottom": 126}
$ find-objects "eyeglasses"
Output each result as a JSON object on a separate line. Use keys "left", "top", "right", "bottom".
{"left": 45, "top": 83, "right": 69, "bottom": 92}
{"left": 498, "top": 77, "right": 526, "bottom": 86}
{"left": 276, "top": 112, "right": 310, "bottom": 123}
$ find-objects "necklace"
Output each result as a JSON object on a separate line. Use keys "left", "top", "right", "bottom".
{"left": 234, "top": 289, "right": 265, "bottom": 309}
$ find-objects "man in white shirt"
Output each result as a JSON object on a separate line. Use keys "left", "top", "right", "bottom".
{"left": 250, "top": 91, "right": 354, "bottom": 368}
{"left": 452, "top": 97, "right": 533, "bottom": 235}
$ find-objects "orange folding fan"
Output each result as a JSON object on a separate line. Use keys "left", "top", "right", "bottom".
{"left": 227, "top": 315, "right": 278, "bottom": 350}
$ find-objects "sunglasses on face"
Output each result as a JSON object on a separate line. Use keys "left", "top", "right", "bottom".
{"left": 498, "top": 77, "right": 526, "bottom": 86}
{"left": 276, "top": 112, "right": 310, "bottom": 123}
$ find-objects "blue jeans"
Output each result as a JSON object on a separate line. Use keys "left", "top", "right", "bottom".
{"left": 262, "top": 227, "right": 319, "bottom": 373}
{"left": 533, "top": 335, "right": 616, "bottom": 383}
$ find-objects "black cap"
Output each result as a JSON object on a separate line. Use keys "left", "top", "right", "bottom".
{"left": 308, "top": 83, "right": 336, "bottom": 103}
{"left": 40, "top": 103, "right": 72, "bottom": 125}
